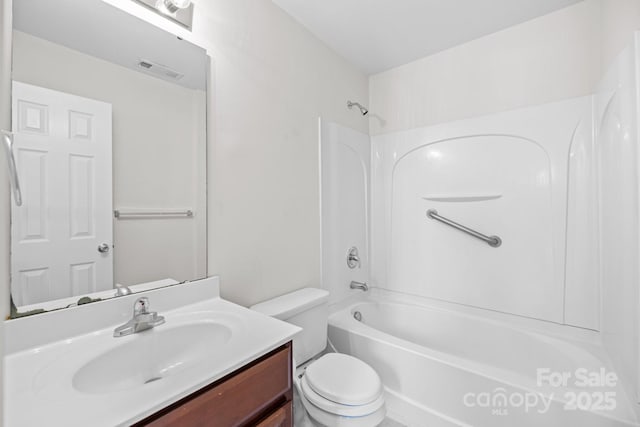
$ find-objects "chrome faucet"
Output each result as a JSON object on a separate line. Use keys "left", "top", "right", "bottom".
{"left": 350, "top": 281, "right": 369, "bottom": 292}
{"left": 113, "top": 297, "right": 165, "bottom": 337}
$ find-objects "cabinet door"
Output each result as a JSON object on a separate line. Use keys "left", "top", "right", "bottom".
{"left": 256, "top": 401, "right": 292, "bottom": 427}
{"left": 140, "top": 344, "right": 292, "bottom": 427}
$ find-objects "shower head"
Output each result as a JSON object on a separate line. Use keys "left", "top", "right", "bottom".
{"left": 347, "top": 100, "right": 369, "bottom": 116}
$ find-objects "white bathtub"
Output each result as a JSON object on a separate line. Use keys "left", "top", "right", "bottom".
{"left": 328, "top": 291, "right": 639, "bottom": 427}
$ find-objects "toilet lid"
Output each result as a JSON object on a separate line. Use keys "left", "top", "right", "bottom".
{"left": 300, "top": 374, "right": 385, "bottom": 417}
{"left": 304, "top": 353, "right": 383, "bottom": 406}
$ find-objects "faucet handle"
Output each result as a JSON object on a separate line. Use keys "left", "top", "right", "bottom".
{"left": 347, "top": 247, "right": 361, "bottom": 269}
{"left": 133, "top": 297, "right": 150, "bottom": 316}
{"left": 115, "top": 284, "right": 132, "bottom": 297}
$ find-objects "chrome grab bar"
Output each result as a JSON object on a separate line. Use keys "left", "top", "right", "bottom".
{"left": 114, "top": 209, "right": 193, "bottom": 219}
{"left": 426, "top": 209, "right": 502, "bottom": 248}
{"left": 1, "top": 130, "right": 23, "bottom": 206}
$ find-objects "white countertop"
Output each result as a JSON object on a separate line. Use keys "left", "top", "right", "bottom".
{"left": 4, "top": 277, "right": 300, "bottom": 427}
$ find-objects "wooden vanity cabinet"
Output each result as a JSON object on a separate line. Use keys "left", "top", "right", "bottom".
{"left": 135, "top": 342, "right": 293, "bottom": 427}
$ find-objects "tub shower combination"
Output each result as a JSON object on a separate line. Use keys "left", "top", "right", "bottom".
{"left": 320, "top": 36, "right": 640, "bottom": 427}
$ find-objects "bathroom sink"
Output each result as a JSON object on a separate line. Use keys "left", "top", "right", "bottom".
{"left": 6, "top": 278, "right": 301, "bottom": 427}
{"left": 72, "top": 322, "right": 232, "bottom": 394}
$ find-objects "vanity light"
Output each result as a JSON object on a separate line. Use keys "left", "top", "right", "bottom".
{"left": 132, "top": 0, "right": 194, "bottom": 30}
{"left": 157, "top": 0, "right": 191, "bottom": 14}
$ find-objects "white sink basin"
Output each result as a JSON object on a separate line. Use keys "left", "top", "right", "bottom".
{"left": 72, "top": 322, "right": 232, "bottom": 394}
{"left": 5, "top": 278, "right": 301, "bottom": 427}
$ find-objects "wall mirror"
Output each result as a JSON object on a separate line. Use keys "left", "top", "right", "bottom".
{"left": 8, "top": 0, "right": 208, "bottom": 317}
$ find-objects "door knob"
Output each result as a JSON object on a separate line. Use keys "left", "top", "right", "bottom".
{"left": 98, "top": 243, "right": 111, "bottom": 253}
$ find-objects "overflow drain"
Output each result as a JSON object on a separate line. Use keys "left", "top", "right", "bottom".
{"left": 144, "top": 377, "right": 162, "bottom": 385}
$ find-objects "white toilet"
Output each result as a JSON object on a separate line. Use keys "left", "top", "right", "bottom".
{"left": 251, "top": 288, "right": 386, "bottom": 427}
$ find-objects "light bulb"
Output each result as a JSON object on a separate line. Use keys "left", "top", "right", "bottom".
{"left": 162, "top": 0, "right": 191, "bottom": 13}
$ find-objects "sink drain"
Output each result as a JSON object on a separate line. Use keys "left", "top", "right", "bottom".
{"left": 353, "top": 311, "right": 362, "bottom": 321}
{"left": 144, "top": 376, "right": 162, "bottom": 385}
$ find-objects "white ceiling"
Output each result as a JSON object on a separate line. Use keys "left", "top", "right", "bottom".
{"left": 272, "top": 0, "right": 584, "bottom": 74}
{"left": 14, "top": 0, "right": 207, "bottom": 90}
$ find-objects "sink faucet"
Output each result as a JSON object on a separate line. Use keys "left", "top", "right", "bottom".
{"left": 113, "top": 297, "right": 165, "bottom": 337}
{"left": 350, "top": 281, "right": 369, "bottom": 292}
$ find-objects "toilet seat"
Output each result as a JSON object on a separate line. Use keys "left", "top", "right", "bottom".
{"left": 304, "top": 353, "right": 383, "bottom": 406}
{"left": 300, "top": 374, "right": 385, "bottom": 417}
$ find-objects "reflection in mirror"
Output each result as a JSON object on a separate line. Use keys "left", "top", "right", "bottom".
{"left": 10, "top": 0, "right": 208, "bottom": 316}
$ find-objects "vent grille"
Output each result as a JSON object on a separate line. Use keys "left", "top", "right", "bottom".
{"left": 137, "top": 60, "right": 184, "bottom": 81}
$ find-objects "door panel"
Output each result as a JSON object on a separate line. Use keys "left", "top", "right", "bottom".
{"left": 16, "top": 148, "right": 47, "bottom": 241}
{"left": 11, "top": 81, "right": 112, "bottom": 306}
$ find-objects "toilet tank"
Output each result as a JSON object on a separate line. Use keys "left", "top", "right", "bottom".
{"left": 251, "top": 288, "right": 329, "bottom": 365}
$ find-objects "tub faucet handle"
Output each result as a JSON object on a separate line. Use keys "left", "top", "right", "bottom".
{"left": 347, "top": 247, "right": 361, "bottom": 269}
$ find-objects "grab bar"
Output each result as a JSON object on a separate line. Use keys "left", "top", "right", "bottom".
{"left": 1, "top": 130, "right": 23, "bottom": 206}
{"left": 426, "top": 209, "right": 501, "bottom": 248}
{"left": 114, "top": 209, "right": 193, "bottom": 219}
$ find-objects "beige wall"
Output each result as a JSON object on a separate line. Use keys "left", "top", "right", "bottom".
{"left": 102, "top": 0, "right": 369, "bottom": 307}
{"left": 601, "top": 0, "right": 640, "bottom": 69}
{"left": 12, "top": 30, "right": 208, "bottom": 289}
{"left": 369, "top": 0, "right": 640, "bottom": 136}
{"left": 203, "top": 1, "right": 369, "bottom": 306}
{"left": 369, "top": 0, "right": 602, "bottom": 135}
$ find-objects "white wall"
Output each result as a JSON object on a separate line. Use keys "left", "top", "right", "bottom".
{"left": 602, "top": 0, "right": 640, "bottom": 70}
{"left": 11, "top": 30, "right": 207, "bottom": 287}
{"left": 101, "top": 0, "right": 369, "bottom": 307}
{"left": 320, "top": 120, "right": 370, "bottom": 304}
{"left": 369, "top": 0, "right": 602, "bottom": 135}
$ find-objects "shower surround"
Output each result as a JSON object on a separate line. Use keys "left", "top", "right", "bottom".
{"left": 320, "top": 33, "right": 640, "bottom": 427}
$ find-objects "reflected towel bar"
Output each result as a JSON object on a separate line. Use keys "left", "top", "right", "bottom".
{"left": 1, "top": 130, "right": 22, "bottom": 206}
{"left": 426, "top": 209, "right": 502, "bottom": 248}
{"left": 114, "top": 209, "right": 193, "bottom": 219}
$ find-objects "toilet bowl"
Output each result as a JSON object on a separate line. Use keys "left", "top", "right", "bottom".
{"left": 296, "top": 353, "right": 386, "bottom": 426}
{"left": 251, "top": 288, "right": 386, "bottom": 426}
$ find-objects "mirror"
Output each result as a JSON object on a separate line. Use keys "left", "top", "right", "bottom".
{"left": 9, "top": 0, "right": 208, "bottom": 316}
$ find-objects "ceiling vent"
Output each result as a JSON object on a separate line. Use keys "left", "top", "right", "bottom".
{"left": 137, "top": 59, "right": 184, "bottom": 81}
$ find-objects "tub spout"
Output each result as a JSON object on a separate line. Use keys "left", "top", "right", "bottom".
{"left": 350, "top": 281, "right": 369, "bottom": 292}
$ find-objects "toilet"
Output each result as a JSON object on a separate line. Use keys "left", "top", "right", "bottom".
{"left": 251, "top": 288, "right": 386, "bottom": 427}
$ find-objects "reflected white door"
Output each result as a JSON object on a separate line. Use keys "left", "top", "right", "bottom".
{"left": 11, "top": 81, "right": 113, "bottom": 306}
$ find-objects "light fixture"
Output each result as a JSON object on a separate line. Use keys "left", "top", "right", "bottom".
{"left": 132, "top": 0, "right": 194, "bottom": 30}
{"left": 159, "top": 0, "right": 191, "bottom": 14}
{"left": 155, "top": 0, "right": 190, "bottom": 15}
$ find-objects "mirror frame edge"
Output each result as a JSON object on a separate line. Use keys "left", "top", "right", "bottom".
{"left": 0, "top": 0, "right": 12, "bottom": 423}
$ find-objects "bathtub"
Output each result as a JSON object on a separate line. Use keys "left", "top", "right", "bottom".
{"left": 328, "top": 291, "right": 639, "bottom": 427}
